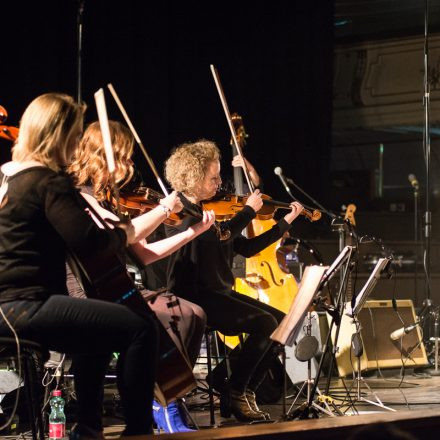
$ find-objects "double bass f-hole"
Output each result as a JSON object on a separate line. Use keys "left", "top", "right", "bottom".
{"left": 260, "top": 260, "right": 284, "bottom": 287}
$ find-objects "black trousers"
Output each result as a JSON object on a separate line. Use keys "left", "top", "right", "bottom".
{"left": 0, "top": 295, "right": 158, "bottom": 435}
{"left": 194, "top": 290, "right": 285, "bottom": 392}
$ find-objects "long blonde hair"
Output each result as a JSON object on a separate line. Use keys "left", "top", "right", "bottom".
{"left": 69, "top": 121, "right": 135, "bottom": 201}
{"left": 165, "top": 140, "right": 220, "bottom": 196}
{"left": 12, "top": 93, "right": 85, "bottom": 171}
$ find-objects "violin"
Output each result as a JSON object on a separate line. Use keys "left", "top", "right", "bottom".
{"left": 0, "top": 105, "right": 19, "bottom": 142}
{"left": 113, "top": 186, "right": 231, "bottom": 239}
{"left": 117, "top": 186, "right": 183, "bottom": 226}
{"left": 202, "top": 192, "right": 322, "bottom": 222}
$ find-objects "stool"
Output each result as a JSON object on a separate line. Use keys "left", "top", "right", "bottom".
{"left": 204, "top": 329, "right": 216, "bottom": 426}
{"left": 0, "top": 337, "right": 47, "bottom": 440}
{"left": 198, "top": 329, "right": 233, "bottom": 426}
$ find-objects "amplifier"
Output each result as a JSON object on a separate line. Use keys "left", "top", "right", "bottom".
{"left": 331, "top": 299, "right": 428, "bottom": 376}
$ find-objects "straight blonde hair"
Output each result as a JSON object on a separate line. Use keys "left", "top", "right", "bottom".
{"left": 12, "top": 93, "right": 85, "bottom": 171}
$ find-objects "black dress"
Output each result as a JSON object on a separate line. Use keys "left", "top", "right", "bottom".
{"left": 165, "top": 193, "right": 291, "bottom": 392}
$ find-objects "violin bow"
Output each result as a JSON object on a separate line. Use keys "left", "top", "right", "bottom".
{"left": 107, "top": 83, "right": 169, "bottom": 197}
{"left": 94, "top": 88, "right": 122, "bottom": 218}
{"left": 210, "top": 65, "right": 255, "bottom": 193}
{"left": 107, "top": 83, "right": 215, "bottom": 226}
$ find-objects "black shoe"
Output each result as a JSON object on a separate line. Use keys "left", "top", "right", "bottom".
{"left": 69, "top": 424, "right": 105, "bottom": 440}
{"left": 220, "top": 388, "right": 267, "bottom": 422}
{"left": 245, "top": 390, "right": 271, "bottom": 420}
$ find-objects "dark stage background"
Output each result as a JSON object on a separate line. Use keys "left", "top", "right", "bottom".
{"left": 1, "top": 0, "right": 334, "bottom": 217}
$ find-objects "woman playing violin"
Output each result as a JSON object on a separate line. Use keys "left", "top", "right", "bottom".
{"left": 0, "top": 93, "right": 160, "bottom": 438}
{"left": 164, "top": 139, "right": 303, "bottom": 422}
{"left": 68, "top": 120, "right": 213, "bottom": 433}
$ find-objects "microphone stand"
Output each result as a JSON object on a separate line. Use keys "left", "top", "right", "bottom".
{"left": 281, "top": 175, "right": 336, "bottom": 220}
{"left": 422, "top": 0, "right": 433, "bottom": 335}
{"left": 76, "top": 0, "right": 85, "bottom": 104}
{"left": 430, "top": 309, "right": 440, "bottom": 376}
{"left": 412, "top": 182, "right": 419, "bottom": 308}
{"left": 276, "top": 171, "right": 357, "bottom": 394}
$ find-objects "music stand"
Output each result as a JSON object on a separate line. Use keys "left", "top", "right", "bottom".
{"left": 272, "top": 265, "right": 328, "bottom": 347}
{"left": 272, "top": 246, "right": 354, "bottom": 419}
{"left": 271, "top": 265, "right": 328, "bottom": 418}
{"left": 345, "top": 257, "right": 396, "bottom": 412}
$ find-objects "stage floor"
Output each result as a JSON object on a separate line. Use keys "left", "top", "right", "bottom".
{"left": 102, "top": 370, "right": 440, "bottom": 439}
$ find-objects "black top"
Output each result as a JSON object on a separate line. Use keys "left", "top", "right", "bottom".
{"left": 0, "top": 166, "right": 126, "bottom": 303}
{"left": 165, "top": 193, "right": 291, "bottom": 300}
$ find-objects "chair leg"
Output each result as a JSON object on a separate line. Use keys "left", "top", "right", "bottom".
{"left": 205, "top": 331, "right": 216, "bottom": 426}
{"left": 24, "top": 352, "right": 45, "bottom": 440}
{"left": 178, "top": 398, "right": 199, "bottom": 429}
{"left": 32, "top": 359, "right": 45, "bottom": 440}
{"left": 23, "top": 355, "right": 39, "bottom": 440}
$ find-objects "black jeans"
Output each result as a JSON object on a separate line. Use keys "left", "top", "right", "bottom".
{"left": 0, "top": 295, "right": 158, "bottom": 435}
{"left": 194, "top": 290, "right": 285, "bottom": 392}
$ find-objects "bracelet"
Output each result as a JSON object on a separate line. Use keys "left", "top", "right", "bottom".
{"left": 160, "top": 204, "right": 171, "bottom": 218}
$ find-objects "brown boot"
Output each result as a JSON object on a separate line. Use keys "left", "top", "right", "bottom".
{"left": 227, "top": 388, "right": 267, "bottom": 422}
{"left": 245, "top": 390, "right": 271, "bottom": 420}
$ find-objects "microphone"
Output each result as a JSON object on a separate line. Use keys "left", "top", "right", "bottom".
{"left": 390, "top": 322, "right": 418, "bottom": 341}
{"left": 274, "top": 166, "right": 293, "bottom": 197}
{"left": 408, "top": 173, "right": 419, "bottom": 190}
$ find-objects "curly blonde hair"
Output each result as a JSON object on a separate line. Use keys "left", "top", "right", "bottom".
{"left": 12, "top": 93, "right": 85, "bottom": 171}
{"left": 165, "top": 140, "right": 220, "bottom": 196}
{"left": 68, "top": 120, "right": 134, "bottom": 201}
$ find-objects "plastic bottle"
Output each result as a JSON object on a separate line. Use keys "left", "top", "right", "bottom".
{"left": 49, "top": 390, "right": 66, "bottom": 439}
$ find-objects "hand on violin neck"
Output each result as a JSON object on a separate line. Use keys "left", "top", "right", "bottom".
{"left": 160, "top": 191, "right": 183, "bottom": 214}
{"left": 245, "top": 189, "right": 263, "bottom": 213}
{"left": 284, "top": 201, "right": 304, "bottom": 224}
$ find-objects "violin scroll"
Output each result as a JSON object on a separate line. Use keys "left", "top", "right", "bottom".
{"left": 301, "top": 208, "right": 321, "bottom": 222}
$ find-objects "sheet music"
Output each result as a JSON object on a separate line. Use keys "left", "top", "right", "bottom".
{"left": 347, "top": 257, "right": 391, "bottom": 317}
{"left": 271, "top": 265, "right": 328, "bottom": 346}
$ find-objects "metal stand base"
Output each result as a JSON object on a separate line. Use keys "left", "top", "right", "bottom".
{"left": 281, "top": 313, "right": 343, "bottom": 420}
{"left": 350, "top": 342, "right": 396, "bottom": 413}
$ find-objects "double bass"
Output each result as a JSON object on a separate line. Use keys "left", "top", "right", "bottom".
{"left": 220, "top": 114, "right": 300, "bottom": 348}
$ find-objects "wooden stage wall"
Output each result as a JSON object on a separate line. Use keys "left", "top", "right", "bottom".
{"left": 139, "top": 408, "right": 440, "bottom": 440}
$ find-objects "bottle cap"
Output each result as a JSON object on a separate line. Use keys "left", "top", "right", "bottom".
{"left": 52, "top": 390, "right": 62, "bottom": 397}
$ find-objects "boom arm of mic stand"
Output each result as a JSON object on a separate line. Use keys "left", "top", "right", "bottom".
{"left": 285, "top": 177, "right": 338, "bottom": 220}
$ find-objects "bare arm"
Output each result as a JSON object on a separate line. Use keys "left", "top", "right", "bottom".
{"left": 130, "top": 210, "right": 215, "bottom": 265}
{"left": 129, "top": 191, "right": 184, "bottom": 242}
{"left": 81, "top": 190, "right": 183, "bottom": 244}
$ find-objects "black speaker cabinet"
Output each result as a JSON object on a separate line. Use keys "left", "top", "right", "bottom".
{"left": 331, "top": 299, "right": 428, "bottom": 376}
